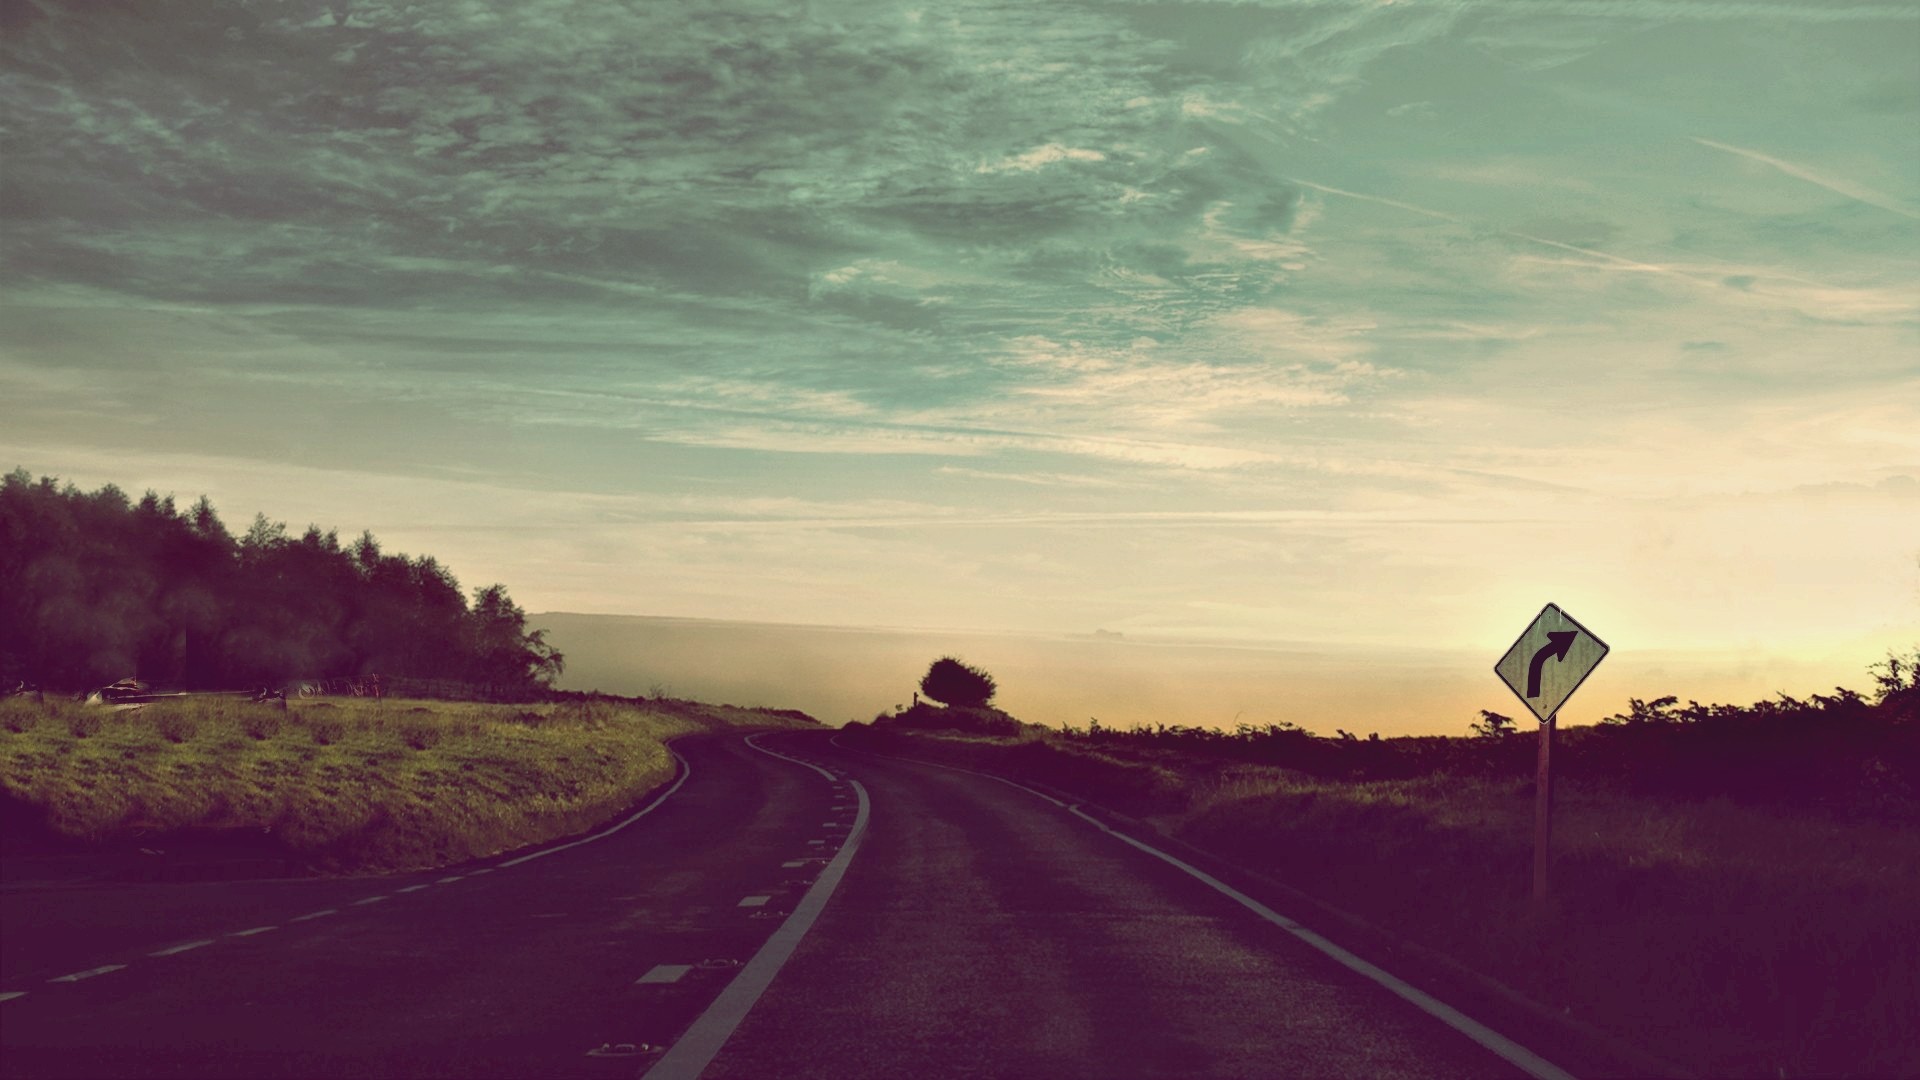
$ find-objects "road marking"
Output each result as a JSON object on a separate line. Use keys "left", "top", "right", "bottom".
{"left": 288, "top": 909, "right": 337, "bottom": 923}
{"left": 467, "top": 867, "right": 495, "bottom": 875}
{"left": 499, "top": 746, "right": 693, "bottom": 868}
{"left": 822, "top": 821, "right": 842, "bottom": 828}
{"left": 435, "top": 876, "right": 463, "bottom": 885}
{"left": 829, "top": 733, "right": 1069, "bottom": 807}
{"left": 636, "top": 964, "right": 692, "bottom": 985}
{"left": 352, "top": 895, "right": 388, "bottom": 906}
{"left": 781, "top": 860, "right": 807, "bottom": 868}
{"left": 149, "top": 939, "right": 215, "bottom": 955}
{"left": 49, "top": 965, "right": 126, "bottom": 983}
{"left": 835, "top": 732, "right": 1579, "bottom": 1080}
{"left": 1063, "top": 805, "right": 1577, "bottom": 1080}
{"left": 806, "top": 839, "right": 825, "bottom": 846}
{"left": 229, "top": 926, "right": 277, "bottom": 938}
{"left": 396, "top": 884, "right": 431, "bottom": 894}
{"left": 643, "top": 736, "right": 871, "bottom": 1080}
{"left": 0, "top": 992, "right": 24, "bottom": 1003}
{"left": 737, "top": 895, "right": 771, "bottom": 908}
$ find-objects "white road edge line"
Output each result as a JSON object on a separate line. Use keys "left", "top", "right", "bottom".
{"left": 396, "top": 884, "right": 432, "bottom": 894}
{"left": 149, "top": 939, "right": 216, "bottom": 955}
{"left": 498, "top": 746, "right": 693, "bottom": 868}
{"left": 0, "top": 991, "right": 24, "bottom": 1003}
{"left": 642, "top": 734, "right": 870, "bottom": 1080}
{"left": 49, "top": 964, "right": 127, "bottom": 983}
{"left": 1064, "top": 804, "right": 1577, "bottom": 1080}
{"left": 352, "top": 895, "right": 388, "bottom": 906}
{"left": 829, "top": 734, "right": 1069, "bottom": 808}
{"left": 827, "top": 734, "right": 1575, "bottom": 1080}
{"left": 229, "top": 926, "right": 277, "bottom": 938}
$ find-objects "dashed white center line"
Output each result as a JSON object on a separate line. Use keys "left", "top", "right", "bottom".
{"left": 289, "top": 909, "right": 337, "bottom": 923}
{"left": 806, "top": 839, "right": 825, "bottom": 846}
{"left": 149, "top": 939, "right": 215, "bottom": 956}
{"left": 737, "top": 895, "right": 771, "bottom": 908}
{"left": 229, "top": 926, "right": 278, "bottom": 938}
{"left": 50, "top": 965, "right": 126, "bottom": 983}
{"left": 780, "top": 860, "right": 808, "bottom": 868}
{"left": 396, "top": 884, "right": 432, "bottom": 894}
{"left": 467, "top": 868, "right": 495, "bottom": 875}
{"left": 436, "top": 876, "right": 464, "bottom": 885}
{"left": 0, "top": 991, "right": 24, "bottom": 1003}
{"left": 636, "top": 964, "right": 692, "bottom": 985}
{"left": 352, "top": 895, "right": 388, "bottom": 906}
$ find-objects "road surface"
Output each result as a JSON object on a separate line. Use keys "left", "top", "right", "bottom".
{"left": 1, "top": 730, "right": 1559, "bottom": 1078}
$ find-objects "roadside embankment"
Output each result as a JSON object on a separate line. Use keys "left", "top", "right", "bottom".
{"left": 838, "top": 722, "right": 1920, "bottom": 1080}
{"left": 0, "top": 695, "right": 812, "bottom": 874}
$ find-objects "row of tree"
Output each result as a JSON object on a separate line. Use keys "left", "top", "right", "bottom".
{"left": 0, "top": 469, "right": 562, "bottom": 692}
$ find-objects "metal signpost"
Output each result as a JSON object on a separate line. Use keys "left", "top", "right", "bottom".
{"left": 1495, "top": 603, "right": 1609, "bottom": 901}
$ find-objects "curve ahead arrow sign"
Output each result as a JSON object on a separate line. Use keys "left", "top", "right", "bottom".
{"left": 1526, "top": 631, "right": 1579, "bottom": 697}
{"left": 1495, "top": 604, "right": 1609, "bottom": 722}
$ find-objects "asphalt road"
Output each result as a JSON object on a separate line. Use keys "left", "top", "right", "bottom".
{"left": 1, "top": 729, "right": 1554, "bottom": 1079}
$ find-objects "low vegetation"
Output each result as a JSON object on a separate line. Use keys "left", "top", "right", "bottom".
{"left": 849, "top": 651, "right": 1920, "bottom": 1080}
{"left": 0, "top": 694, "right": 811, "bottom": 872}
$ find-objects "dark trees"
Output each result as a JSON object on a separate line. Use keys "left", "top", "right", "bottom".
{"left": 920, "top": 656, "right": 996, "bottom": 708}
{"left": 0, "top": 468, "right": 563, "bottom": 691}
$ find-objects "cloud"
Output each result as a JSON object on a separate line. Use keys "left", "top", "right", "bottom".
{"left": 1692, "top": 136, "right": 1920, "bottom": 221}
{"left": 977, "top": 144, "right": 1109, "bottom": 173}
{"left": 2, "top": 0, "right": 1915, "bottom": 668}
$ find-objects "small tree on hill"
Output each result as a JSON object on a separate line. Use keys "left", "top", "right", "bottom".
{"left": 920, "top": 656, "right": 996, "bottom": 708}
{"left": 1470, "top": 709, "right": 1517, "bottom": 739}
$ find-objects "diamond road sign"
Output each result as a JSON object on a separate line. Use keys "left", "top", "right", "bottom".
{"left": 1495, "top": 603, "right": 1609, "bottom": 722}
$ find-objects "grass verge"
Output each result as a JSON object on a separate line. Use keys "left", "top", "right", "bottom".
{"left": 842, "top": 725, "right": 1920, "bottom": 1080}
{"left": 0, "top": 695, "right": 811, "bottom": 873}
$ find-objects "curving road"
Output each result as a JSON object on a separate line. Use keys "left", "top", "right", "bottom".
{"left": 1, "top": 729, "right": 1565, "bottom": 1079}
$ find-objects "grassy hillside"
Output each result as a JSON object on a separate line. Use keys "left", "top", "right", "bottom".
{"left": 0, "top": 694, "right": 810, "bottom": 872}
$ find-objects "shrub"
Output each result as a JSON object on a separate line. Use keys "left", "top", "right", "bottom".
{"left": 920, "top": 656, "right": 996, "bottom": 708}
{"left": 2, "top": 706, "right": 38, "bottom": 734}
{"left": 309, "top": 718, "right": 346, "bottom": 745}
{"left": 155, "top": 712, "right": 199, "bottom": 744}
{"left": 246, "top": 711, "right": 284, "bottom": 740}
{"left": 67, "top": 712, "right": 105, "bottom": 738}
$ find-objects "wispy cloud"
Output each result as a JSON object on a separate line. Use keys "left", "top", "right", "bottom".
{"left": 2, "top": 0, "right": 1914, "bottom": 669}
{"left": 1692, "top": 137, "right": 1920, "bottom": 221}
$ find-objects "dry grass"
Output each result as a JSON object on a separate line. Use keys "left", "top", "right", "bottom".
{"left": 859, "top": 728, "right": 1920, "bottom": 1080}
{"left": 0, "top": 695, "right": 808, "bottom": 872}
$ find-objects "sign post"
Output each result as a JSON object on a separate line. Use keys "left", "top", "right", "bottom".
{"left": 1532, "top": 712, "right": 1554, "bottom": 901}
{"left": 1495, "top": 603, "right": 1608, "bottom": 901}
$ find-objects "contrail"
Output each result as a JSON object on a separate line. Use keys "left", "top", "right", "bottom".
{"left": 1286, "top": 178, "right": 1461, "bottom": 223}
{"left": 1693, "top": 137, "right": 1920, "bottom": 221}
{"left": 1289, "top": 176, "right": 1716, "bottom": 285}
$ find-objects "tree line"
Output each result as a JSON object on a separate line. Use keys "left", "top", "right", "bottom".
{"left": 0, "top": 469, "right": 562, "bottom": 692}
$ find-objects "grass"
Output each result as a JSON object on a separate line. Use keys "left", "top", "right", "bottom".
{"left": 849, "top": 725, "right": 1920, "bottom": 1080}
{"left": 0, "top": 694, "right": 810, "bottom": 872}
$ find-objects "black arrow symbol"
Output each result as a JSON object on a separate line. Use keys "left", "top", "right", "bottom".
{"left": 1526, "top": 631, "right": 1579, "bottom": 697}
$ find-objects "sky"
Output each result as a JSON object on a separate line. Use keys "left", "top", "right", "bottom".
{"left": 3, "top": 0, "right": 1917, "bottom": 729}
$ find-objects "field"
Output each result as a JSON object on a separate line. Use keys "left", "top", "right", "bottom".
{"left": 0, "top": 694, "right": 809, "bottom": 873}
{"left": 842, "top": 720, "right": 1920, "bottom": 1080}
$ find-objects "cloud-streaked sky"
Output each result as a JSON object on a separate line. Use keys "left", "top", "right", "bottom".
{"left": 3, "top": 0, "right": 1916, "bottom": 715}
